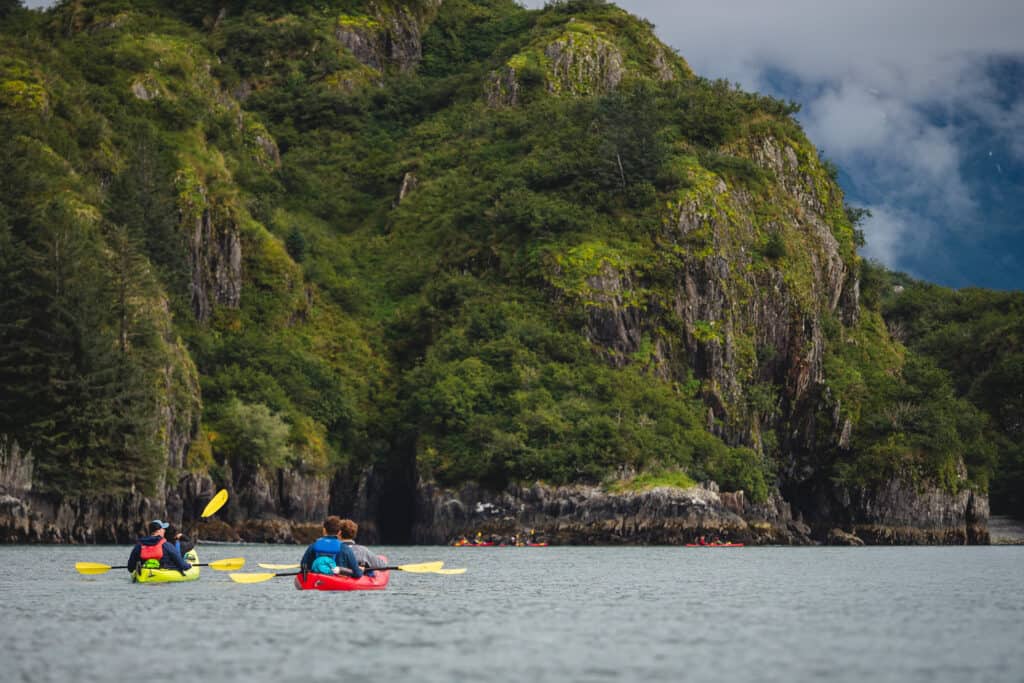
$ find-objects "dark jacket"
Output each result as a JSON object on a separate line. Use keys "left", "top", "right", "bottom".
{"left": 300, "top": 536, "right": 363, "bottom": 578}
{"left": 127, "top": 536, "right": 192, "bottom": 574}
{"left": 173, "top": 534, "right": 195, "bottom": 555}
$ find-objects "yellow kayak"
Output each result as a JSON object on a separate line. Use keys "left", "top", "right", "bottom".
{"left": 132, "top": 550, "right": 200, "bottom": 584}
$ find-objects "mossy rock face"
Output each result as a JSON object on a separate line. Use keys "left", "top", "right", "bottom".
{"left": 242, "top": 117, "right": 280, "bottom": 169}
{"left": 544, "top": 24, "right": 624, "bottom": 96}
{"left": 485, "top": 9, "right": 692, "bottom": 108}
{"left": 334, "top": 0, "right": 443, "bottom": 73}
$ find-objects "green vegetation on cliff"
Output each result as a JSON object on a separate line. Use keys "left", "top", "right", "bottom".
{"left": 879, "top": 275, "right": 1023, "bottom": 516}
{"left": 0, "top": 0, "right": 1001, "bottom": 515}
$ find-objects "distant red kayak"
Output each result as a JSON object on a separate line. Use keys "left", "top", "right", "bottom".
{"left": 685, "top": 543, "right": 744, "bottom": 547}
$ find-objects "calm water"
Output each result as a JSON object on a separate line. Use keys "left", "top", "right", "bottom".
{"left": 1, "top": 545, "right": 1022, "bottom": 682}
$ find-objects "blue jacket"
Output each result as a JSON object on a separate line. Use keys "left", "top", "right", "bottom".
{"left": 300, "top": 536, "right": 363, "bottom": 578}
{"left": 127, "top": 536, "right": 192, "bottom": 574}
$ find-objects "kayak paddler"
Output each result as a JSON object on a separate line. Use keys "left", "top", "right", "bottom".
{"left": 300, "top": 515, "right": 363, "bottom": 578}
{"left": 338, "top": 518, "right": 387, "bottom": 573}
{"left": 127, "top": 519, "right": 192, "bottom": 575}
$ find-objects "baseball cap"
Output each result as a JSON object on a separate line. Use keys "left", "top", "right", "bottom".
{"left": 148, "top": 519, "right": 170, "bottom": 533}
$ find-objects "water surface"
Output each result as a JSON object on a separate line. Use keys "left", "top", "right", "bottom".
{"left": 2, "top": 545, "right": 1022, "bottom": 682}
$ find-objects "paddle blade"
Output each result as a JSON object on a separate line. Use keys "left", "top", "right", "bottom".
{"left": 394, "top": 561, "right": 444, "bottom": 573}
{"left": 201, "top": 489, "right": 229, "bottom": 518}
{"left": 75, "top": 562, "right": 113, "bottom": 575}
{"left": 258, "top": 563, "right": 300, "bottom": 570}
{"left": 208, "top": 557, "right": 246, "bottom": 571}
{"left": 434, "top": 568, "right": 467, "bottom": 575}
{"left": 228, "top": 572, "right": 278, "bottom": 584}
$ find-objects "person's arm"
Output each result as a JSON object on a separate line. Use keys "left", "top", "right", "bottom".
{"left": 354, "top": 545, "right": 387, "bottom": 570}
{"left": 127, "top": 545, "right": 140, "bottom": 574}
{"left": 162, "top": 542, "right": 191, "bottom": 573}
{"left": 300, "top": 545, "right": 314, "bottom": 571}
{"left": 365, "top": 552, "right": 388, "bottom": 570}
{"left": 335, "top": 544, "right": 363, "bottom": 579}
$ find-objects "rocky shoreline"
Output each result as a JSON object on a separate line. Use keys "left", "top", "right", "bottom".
{"left": 1, "top": 437, "right": 992, "bottom": 545}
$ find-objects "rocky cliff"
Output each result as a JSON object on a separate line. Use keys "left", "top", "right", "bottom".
{"left": 0, "top": 0, "right": 994, "bottom": 546}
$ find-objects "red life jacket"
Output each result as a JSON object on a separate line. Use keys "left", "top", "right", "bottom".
{"left": 139, "top": 537, "right": 166, "bottom": 561}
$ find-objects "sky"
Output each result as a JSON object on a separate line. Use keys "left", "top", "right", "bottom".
{"left": 517, "top": 0, "right": 1024, "bottom": 291}
{"left": 21, "top": 1, "right": 1024, "bottom": 290}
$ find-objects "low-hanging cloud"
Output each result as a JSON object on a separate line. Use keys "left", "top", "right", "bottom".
{"left": 522, "top": 1, "right": 1024, "bottom": 285}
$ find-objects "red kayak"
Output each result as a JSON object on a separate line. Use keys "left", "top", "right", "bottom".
{"left": 294, "top": 556, "right": 390, "bottom": 591}
{"left": 685, "top": 543, "right": 744, "bottom": 547}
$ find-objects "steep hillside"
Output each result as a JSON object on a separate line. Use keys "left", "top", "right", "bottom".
{"left": 878, "top": 271, "right": 1023, "bottom": 518}
{"left": 0, "top": 0, "right": 993, "bottom": 544}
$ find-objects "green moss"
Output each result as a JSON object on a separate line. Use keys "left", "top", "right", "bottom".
{"left": 174, "top": 165, "right": 208, "bottom": 224}
{"left": 544, "top": 29, "right": 621, "bottom": 96}
{"left": 0, "top": 58, "right": 48, "bottom": 111}
{"left": 545, "top": 240, "right": 648, "bottom": 307}
{"left": 337, "top": 14, "right": 383, "bottom": 31}
{"left": 0, "top": 78, "right": 47, "bottom": 111}
{"left": 186, "top": 429, "right": 215, "bottom": 472}
{"left": 606, "top": 469, "right": 697, "bottom": 492}
{"left": 242, "top": 116, "right": 278, "bottom": 167}
{"left": 692, "top": 320, "right": 723, "bottom": 344}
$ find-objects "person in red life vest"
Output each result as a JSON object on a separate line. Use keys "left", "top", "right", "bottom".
{"left": 127, "top": 520, "right": 192, "bottom": 575}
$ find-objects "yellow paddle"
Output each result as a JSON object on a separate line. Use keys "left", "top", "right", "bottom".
{"left": 255, "top": 560, "right": 464, "bottom": 572}
{"left": 75, "top": 557, "right": 246, "bottom": 575}
{"left": 200, "top": 489, "right": 229, "bottom": 518}
{"left": 230, "top": 561, "right": 463, "bottom": 584}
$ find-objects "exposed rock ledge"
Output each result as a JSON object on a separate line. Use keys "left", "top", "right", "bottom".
{"left": 413, "top": 480, "right": 814, "bottom": 545}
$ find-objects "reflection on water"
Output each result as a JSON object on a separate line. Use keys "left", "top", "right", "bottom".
{"left": 2, "top": 545, "right": 1022, "bottom": 682}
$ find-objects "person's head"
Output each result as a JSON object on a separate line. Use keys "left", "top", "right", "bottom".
{"left": 338, "top": 519, "right": 358, "bottom": 541}
{"left": 148, "top": 519, "right": 169, "bottom": 537}
{"left": 322, "top": 515, "right": 343, "bottom": 537}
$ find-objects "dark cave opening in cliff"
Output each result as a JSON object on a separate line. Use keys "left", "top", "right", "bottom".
{"left": 374, "top": 465, "right": 416, "bottom": 544}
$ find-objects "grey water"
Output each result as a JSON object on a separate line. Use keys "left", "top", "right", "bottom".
{"left": 2, "top": 545, "right": 1022, "bottom": 683}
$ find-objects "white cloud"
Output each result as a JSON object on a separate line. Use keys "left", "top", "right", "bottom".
{"left": 858, "top": 205, "right": 921, "bottom": 269}
{"left": 519, "top": 1, "right": 1024, "bottom": 280}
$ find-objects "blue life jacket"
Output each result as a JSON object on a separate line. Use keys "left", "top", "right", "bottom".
{"left": 310, "top": 536, "right": 340, "bottom": 574}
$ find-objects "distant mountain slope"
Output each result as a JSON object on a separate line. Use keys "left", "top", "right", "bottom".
{"left": 0, "top": 0, "right": 997, "bottom": 543}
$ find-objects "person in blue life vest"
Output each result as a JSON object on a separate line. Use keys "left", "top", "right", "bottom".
{"left": 127, "top": 520, "right": 192, "bottom": 575}
{"left": 338, "top": 518, "right": 387, "bottom": 574}
{"left": 300, "top": 515, "right": 363, "bottom": 578}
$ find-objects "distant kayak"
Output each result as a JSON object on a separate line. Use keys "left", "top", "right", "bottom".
{"left": 453, "top": 541, "right": 496, "bottom": 547}
{"left": 685, "top": 543, "right": 745, "bottom": 548}
{"left": 294, "top": 556, "right": 390, "bottom": 591}
{"left": 132, "top": 550, "right": 201, "bottom": 583}
{"left": 453, "top": 541, "right": 549, "bottom": 547}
